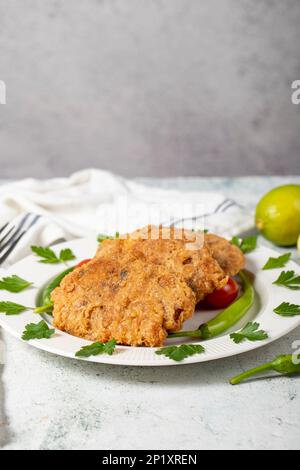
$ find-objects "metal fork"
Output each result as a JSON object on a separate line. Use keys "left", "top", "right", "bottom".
{"left": 0, "top": 213, "right": 41, "bottom": 448}
{"left": 0, "top": 213, "right": 40, "bottom": 448}
{"left": 0, "top": 213, "right": 41, "bottom": 265}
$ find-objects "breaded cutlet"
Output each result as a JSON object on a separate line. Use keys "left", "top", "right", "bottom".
{"left": 97, "top": 226, "right": 229, "bottom": 302}
{"left": 52, "top": 257, "right": 196, "bottom": 347}
{"left": 204, "top": 233, "right": 245, "bottom": 276}
{"left": 52, "top": 226, "right": 244, "bottom": 347}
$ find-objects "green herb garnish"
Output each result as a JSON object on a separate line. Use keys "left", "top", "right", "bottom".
{"left": 0, "top": 275, "right": 33, "bottom": 293}
{"left": 75, "top": 339, "right": 117, "bottom": 358}
{"left": 262, "top": 253, "right": 291, "bottom": 270}
{"left": 230, "top": 322, "right": 268, "bottom": 344}
{"left": 0, "top": 301, "right": 30, "bottom": 315}
{"left": 273, "top": 302, "right": 300, "bottom": 317}
{"left": 22, "top": 320, "right": 55, "bottom": 340}
{"left": 155, "top": 344, "right": 205, "bottom": 362}
{"left": 231, "top": 235, "right": 257, "bottom": 254}
{"left": 0, "top": 300, "right": 53, "bottom": 315}
{"left": 59, "top": 248, "right": 76, "bottom": 262}
{"left": 31, "top": 246, "right": 76, "bottom": 264}
{"left": 273, "top": 270, "right": 300, "bottom": 290}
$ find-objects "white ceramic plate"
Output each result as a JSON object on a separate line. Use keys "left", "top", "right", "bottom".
{"left": 0, "top": 237, "right": 299, "bottom": 366}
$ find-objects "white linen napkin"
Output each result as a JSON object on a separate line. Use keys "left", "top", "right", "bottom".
{"left": 0, "top": 169, "right": 253, "bottom": 266}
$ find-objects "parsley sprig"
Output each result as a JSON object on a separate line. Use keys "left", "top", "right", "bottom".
{"left": 263, "top": 253, "right": 291, "bottom": 270}
{"left": 0, "top": 301, "right": 30, "bottom": 315}
{"left": 0, "top": 275, "right": 33, "bottom": 293}
{"left": 155, "top": 344, "right": 205, "bottom": 362}
{"left": 230, "top": 322, "right": 268, "bottom": 344}
{"left": 75, "top": 339, "right": 117, "bottom": 358}
{"left": 22, "top": 320, "right": 55, "bottom": 340}
{"left": 31, "top": 246, "right": 76, "bottom": 264}
{"left": 231, "top": 235, "right": 257, "bottom": 254}
{"left": 273, "top": 302, "right": 300, "bottom": 317}
{"left": 0, "top": 300, "right": 54, "bottom": 315}
{"left": 273, "top": 270, "right": 300, "bottom": 290}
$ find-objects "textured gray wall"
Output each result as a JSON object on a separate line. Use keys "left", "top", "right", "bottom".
{"left": 0, "top": 0, "right": 299, "bottom": 178}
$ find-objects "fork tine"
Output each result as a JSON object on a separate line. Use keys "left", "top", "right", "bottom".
{"left": 0, "top": 213, "right": 32, "bottom": 252}
{"left": 0, "top": 213, "right": 41, "bottom": 265}
{"left": 0, "top": 231, "right": 26, "bottom": 265}
{"left": 0, "top": 212, "right": 32, "bottom": 240}
{"left": 0, "top": 222, "right": 9, "bottom": 236}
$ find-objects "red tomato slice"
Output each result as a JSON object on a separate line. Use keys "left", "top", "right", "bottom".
{"left": 76, "top": 258, "right": 92, "bottom": 269}
{"left": 204, "top": 277, "right": 239, "bottom": 309}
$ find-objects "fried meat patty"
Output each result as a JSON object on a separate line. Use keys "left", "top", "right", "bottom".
{"left": 96, "top": 226, "right": 229, "bottom": 302}
{"left": 126, "top": 225, "right": 245, "bottom": 277}
{"left": 204, "top": 233, "right": 245, "bottom": 276}
{"left": 52, "top": 226, "right": 244, "bottom": 347}
{"left": 52, "top": 257, "right": 196, "bottom": 347}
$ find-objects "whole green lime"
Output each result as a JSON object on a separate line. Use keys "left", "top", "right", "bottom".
{"left": 255, "top": 184, "right": 300, "bottom": 246}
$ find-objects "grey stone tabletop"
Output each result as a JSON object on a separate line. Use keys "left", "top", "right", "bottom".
{"left": 1, "top": 176, "right": 300, "bottom": 450}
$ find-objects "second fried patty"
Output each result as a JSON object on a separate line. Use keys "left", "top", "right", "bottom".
{"left": 96, "top": 226, "right": 232, "bottom": 302}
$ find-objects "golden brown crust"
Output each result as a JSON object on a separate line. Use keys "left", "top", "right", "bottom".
{"left": 52, "top": 226, "right": 243, "bottom": 347}
{"left": 204, "top": 233, "right": 245, "bottom": 276}
{"left": 52, "top": 257, "right": 196, "bottom": 347}
{"left": 121, "top": 225, "right": 245, "bottom": 277}
{"left": 97, "top": 226, "right": 228, "bottom": 302}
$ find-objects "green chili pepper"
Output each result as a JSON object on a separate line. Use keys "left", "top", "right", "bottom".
{"left": 230, "top": 354, "right": 300, "bottom": 385}
{"left": 168, "top": 270, "right": 254, "bottom": 340}
{"left": 34, "top": 267, "right": 74, "bottom": 314}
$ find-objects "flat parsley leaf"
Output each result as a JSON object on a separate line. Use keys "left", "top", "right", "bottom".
{"left": 230, "top": 322, "right": 268, "bottom": 344}
{"left": 31, "top": 246, "right": 76, "bottom": 264}
{"left": 231, "top": 235, "right": 257, "bottom": 254}
{"left": 263, "top": 253, "right": 291, "bottom": 270}
{"left": 0, "top": 275, "right": 33, "bottom": 293}
{"left": 155, "top": 344, "right": 205, "bottom": 362}
{"left": 75, "top": 339, "right": 117, "bottom": 358}
{"left": 0, "top": 301, "right": 30, "bottom": 315}
{"left": 31, "top": 246, "right": 59, "bottom": 263}
{"left": 22, "top": 320, "right": 55, "bottom": 340}
{"left": 274, "top": 302, "right": 300, "bottom": 317}
{"left": 59, "top": 248, "right": 76, "bottom": 262}
{"left": 273, "top": 270, "right": 300, "bottom": 290}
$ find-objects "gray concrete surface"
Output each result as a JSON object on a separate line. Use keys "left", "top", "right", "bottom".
{"left": 0, "top": 0, "right": 300, "bottom": 178}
